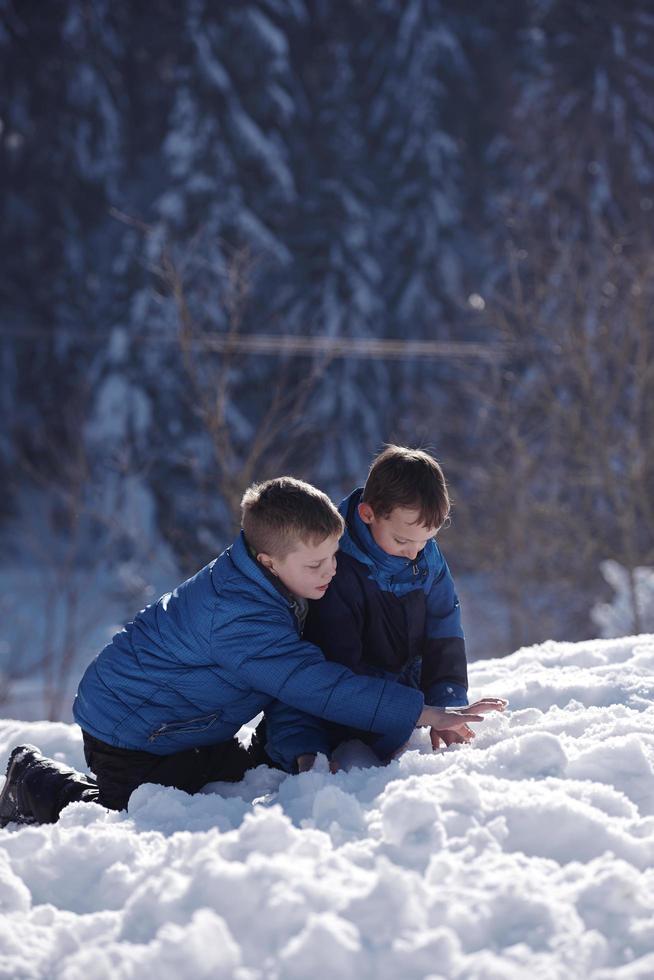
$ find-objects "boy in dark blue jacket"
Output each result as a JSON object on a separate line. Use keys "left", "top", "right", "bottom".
{"left": 0, "top": 476, "right": 486, "bottom": 826}
{"left": 265, "top": 447, "right": 504, "bottom": 772}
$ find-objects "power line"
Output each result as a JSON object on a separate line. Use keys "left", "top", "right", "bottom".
{"left": 1, "top": 324, "right": 510, "bottom": 361}
{"left": 182, "top": 333, "right": 508, "bottom": 360}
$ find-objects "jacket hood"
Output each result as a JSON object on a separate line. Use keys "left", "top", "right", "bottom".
{"left": 338, "top": 487, "right": 448, "bottom": 588}
{"left": 231, "top": 531, "right": 308, "bottom": 630}
{"left": 225, "top": 531, "right": 298, "bottom": 608}
{"left": 338, "top": 488, "right": 422, "bottom": 580}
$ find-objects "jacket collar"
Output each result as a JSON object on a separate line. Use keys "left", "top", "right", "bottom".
{"left": 230, "top": 532, "right": 308, "bottom": 628}
{"left": 338, "top": 488, "right": 419, "bottom": 578}
{"left": 229, "top": 531, "right": 295, "bottom": 605}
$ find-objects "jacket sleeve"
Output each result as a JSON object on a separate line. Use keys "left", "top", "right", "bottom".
{"left": 213, "top": 605, "right": 424, "bottom": 744}
{"left": 263, "top": 699, "right": 332, "bottom": 772}
{"left": 421, "top": 548, "right": 468, "bottom": 707}
{"left": 264, "top": 568, "right": 386, "bottom": 771}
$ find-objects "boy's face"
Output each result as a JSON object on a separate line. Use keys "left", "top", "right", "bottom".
{"left": 258, "top": 534, "right": 341, "bottom": 599}
{"left": 358, "top": 502, "right": 439, "bottom": 560}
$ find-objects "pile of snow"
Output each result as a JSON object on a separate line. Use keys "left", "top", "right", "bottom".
{"left": 1, "top": 635, "right": 653, "bottom": 979}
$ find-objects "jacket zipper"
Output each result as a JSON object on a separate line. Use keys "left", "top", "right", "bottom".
{"left": 147, "top": 712, "right": 219, "bottom": 743}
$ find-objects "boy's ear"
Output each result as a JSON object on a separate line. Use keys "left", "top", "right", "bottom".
{"left": 257, "top": 552, "right": 278, "bottom": 575}
{"left": 358, "top": 502, "right": 375, "bottom": 524}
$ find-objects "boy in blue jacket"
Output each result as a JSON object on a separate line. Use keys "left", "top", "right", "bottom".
{"left": 0, "top": 476, "right": 488, "bottom": 826}
{"left": 264, "top": 447, "right": 504, "bottom": 772}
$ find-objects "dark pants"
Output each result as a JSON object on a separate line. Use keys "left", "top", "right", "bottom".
{"left": 27, "top": 727, "right": 272, "bottom": 823}
{"left": 82, "top": 731, "right": 262, "bottom": 811}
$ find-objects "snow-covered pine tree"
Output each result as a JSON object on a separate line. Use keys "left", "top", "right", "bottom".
{"left": 0, "top": 2, "right": 182, "bottom": 716}
{"left": 592, "top": 560, "right": 654, "bottom": 638}
{"left": 1, "top": 0, "right": 126, "bottom": 486}
{"left": 278, "top": 0, "right": 474, "bottom": 489}
{"left": 123, "top": 0, "right": 312, "bottom": 564}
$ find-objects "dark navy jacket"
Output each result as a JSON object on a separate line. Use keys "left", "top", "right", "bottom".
{"left": 265, "top": 489, "right": 467, "bottom": 769}
{"left": 73, "top": 531, "right": 424, "bottom": 755}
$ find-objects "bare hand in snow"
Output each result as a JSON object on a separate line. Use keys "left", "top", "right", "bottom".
{"left": 429, "top": 698, "right": 508, "bottom": 750}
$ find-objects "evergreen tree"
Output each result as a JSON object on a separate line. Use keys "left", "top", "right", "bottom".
{"left": 280, "top": 0, "right": 473, "bottom": 485}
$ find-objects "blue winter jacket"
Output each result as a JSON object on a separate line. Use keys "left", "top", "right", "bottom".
{"left": 265, "top": 488, "right": 467, "bottom": 769}
{"left": 72, "top": 531, "right": 424, "bottom": 755}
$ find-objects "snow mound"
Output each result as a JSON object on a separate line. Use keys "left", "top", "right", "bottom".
{"left": 1, "top": 635, "right": 653, "bottom": 979}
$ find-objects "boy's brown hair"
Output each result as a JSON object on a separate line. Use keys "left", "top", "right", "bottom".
{"left": 362, "top": 445, "right": 450, "bottom": 529}
{"left": 241, "top": 476, "right": 344, "bottom": 558}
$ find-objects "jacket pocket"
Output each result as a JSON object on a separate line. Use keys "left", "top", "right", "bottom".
{"left": 147, "top": 711, "right": 221, "bottom": 743}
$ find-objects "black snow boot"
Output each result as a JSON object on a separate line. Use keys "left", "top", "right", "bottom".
{"left": 0, "top": 744, "right": 99, "bottom": 827}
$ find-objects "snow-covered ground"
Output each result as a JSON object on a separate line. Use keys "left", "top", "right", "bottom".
{"left": 1, "top": 635, "right": 653, "bottom": 979}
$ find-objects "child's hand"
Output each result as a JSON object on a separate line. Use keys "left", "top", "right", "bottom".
{"left": 430, "top": 728, "right": 472, "bottom": 750}
{"left": 466, "top": 697, "right": 509, "bottom": 714}
{"left": 417, "top": 705, "right": 483, "bottom": 733}
{"left": 429, "top": 698, "right": 508, "bottom": 750}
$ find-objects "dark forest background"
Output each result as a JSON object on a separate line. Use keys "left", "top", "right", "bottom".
{"left": 1, "top": 0, "right": 653, "bottom": 718}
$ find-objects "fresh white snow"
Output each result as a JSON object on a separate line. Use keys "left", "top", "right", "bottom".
{"left": 1, "top": 634, "right": 653, "bottom": 979}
